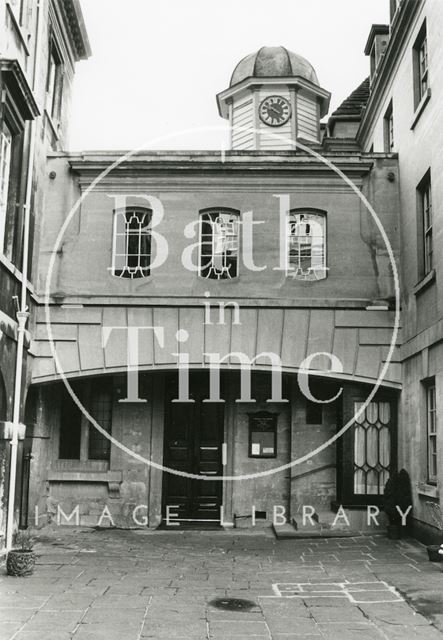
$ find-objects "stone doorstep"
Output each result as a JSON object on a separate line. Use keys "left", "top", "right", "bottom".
{"left": 273, "top": 523, "right": 358, "bottom": 540}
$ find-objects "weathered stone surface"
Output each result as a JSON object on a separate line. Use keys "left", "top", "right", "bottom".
{"left": 0, "top": 529, "right": 442, "bottom": 639}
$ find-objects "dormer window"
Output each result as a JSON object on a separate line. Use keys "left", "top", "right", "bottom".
{"left": 199, "top": 209, "right": 240, "bottom": 280}
{"left": 287, "top": 210, "right": 327, "bottom": 281}
{"left": 365, "top": 26, "right": 390, "bottom": 83}
{"left": 112, "top": 207, "right": 152, "bottom": 279}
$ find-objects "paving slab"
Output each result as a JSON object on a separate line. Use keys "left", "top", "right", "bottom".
{"left": 1, "top": 527, "right": 442, "bottom": 639}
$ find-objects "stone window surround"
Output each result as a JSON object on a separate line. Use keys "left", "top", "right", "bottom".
{"left": 423, "top": 378, "right": 437, "bottom": 485}
{"left": 416, "top": 168, "right": 433, "bottom": 282}
{"left": 412, "top": 19, "right": 429, "bottom": 112}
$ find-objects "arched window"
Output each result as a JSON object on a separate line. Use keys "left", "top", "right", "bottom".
{"left": 199, "top": 209, "right": 240, "bottom": 280}
{"left": 112, "top": 207, "right": 152, "bottom": 279}
{"left": 287, "top": 210, "right": 327, "bottom": 281}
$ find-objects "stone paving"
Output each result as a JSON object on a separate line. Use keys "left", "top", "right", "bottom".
{"left": 1, "top": 527, "right": 443, "bottom": 639}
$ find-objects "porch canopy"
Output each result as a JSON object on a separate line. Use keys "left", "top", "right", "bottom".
{"left": 31, "top": 305, "right": 401, "bottom": 388}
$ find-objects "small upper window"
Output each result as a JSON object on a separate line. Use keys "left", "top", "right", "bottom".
{"left": 199, "top": 209, "right": 240, "bottom": 280}
{"left": 413, "top": 21, "right": 429, "bottom": 108}
{"left": 46, "top": 40, "right": 63, "bottom": 121}
{"left": 384, "top": 101, "right": 394, "bottom": 152}
{"left": 112, "top": 207, "right": 152, "bottom": 279}
{"left": 287, "top": 210, "right": 327, "bottom": 281}
{"left": 0, "top": 122, "right": 12, "bottom": 250}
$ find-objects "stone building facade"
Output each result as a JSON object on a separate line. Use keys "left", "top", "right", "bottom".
{"left": 6, "top": 0, "right": 442, "bottom": 541}
{"left": 0, "top": 0, "right": 89, "bottom": 547}
{"left": 358, "top": 0, "right": 443, "bottom": 542}
{"left": 27, "top": 45, "right": 401, "bottom": 530}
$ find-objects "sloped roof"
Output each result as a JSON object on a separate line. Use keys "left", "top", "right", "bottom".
{"left": 331, "top": 78, "right": 370, "bottom": 119}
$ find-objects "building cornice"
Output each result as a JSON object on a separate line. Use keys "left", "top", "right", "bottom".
{"left": 61, "top": 151, "right": 382, "bottom": 186}
{"left": 56, "top": 0, "right": 92, "bottom": 60}
{"left": 357, "top": 0, "right": 424, "bottom": 146}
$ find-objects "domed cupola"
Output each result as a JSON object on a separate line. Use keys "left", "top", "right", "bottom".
{"left": 217, "top": 46, "right": 330, "bottom": 150}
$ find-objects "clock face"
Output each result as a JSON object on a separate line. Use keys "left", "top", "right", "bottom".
{"left": 259, "top": 95, "right": 292, "bottom": 127}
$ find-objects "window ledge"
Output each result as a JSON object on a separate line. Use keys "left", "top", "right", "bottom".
{"left": 48, "top": 470, "right": 121, "bottom": 483}
{"left": 48, "top": 470, "right": 122, "bottom": 497}
{"left": 413, "top": 269, "right": 436, "bottom": 296}
{"left": 411, "top": 88, "right": 432, "bottom": 130}
{"left": 417, "top": 482, "right": 439, "bottom": 499}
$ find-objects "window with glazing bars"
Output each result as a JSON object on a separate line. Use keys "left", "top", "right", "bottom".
{"left": 58, "top": 379, "right": 113, "bottom": 462}
{"left": 46, "top": 40, "right": 64, "bottom": 121}
{"left": 418, "top": 171, "right": 433, "bottom": 276}
{"left": 426, "top": 382, "right": 437, "bottom": 484}
{"left": 199, "top": 209, "right": 239, "bottom": 280}
{"left": 288, "top": 210, "right": 327, "bottom": 281}
{"left": 112, "top": 207, "right": 152, "bottom": 278}
{"left": 0, "top": 122, "right": 12, "bottom": 251}
{"left": 413, "top": 22, "right": 429, "bottom": 107}
{"left": 88, "top": 379, "right": 113, "bottom": 461}
{"left": 384, "top": 101, "right": 394, "bottom": 152}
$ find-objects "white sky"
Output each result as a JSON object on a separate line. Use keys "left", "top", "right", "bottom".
{"left": 68, "top": 0, "right": 389, "bottom": 151}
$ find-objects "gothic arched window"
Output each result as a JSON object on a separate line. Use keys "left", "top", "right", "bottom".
{"left": 199, "top": 208, "right": 240, "bottom": 280}
{"left": 112, "top": 207, "right": 152, "bottom": 279}
{"left": 287, "top": 209, "right": 327, "bottom": 281}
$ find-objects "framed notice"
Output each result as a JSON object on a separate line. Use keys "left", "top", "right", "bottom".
{"left": 248, "top": 412, "right": 278, "bottom": 459}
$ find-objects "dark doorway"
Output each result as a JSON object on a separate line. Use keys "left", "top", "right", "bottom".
{"left": 162, "top": 372, "right": 224, "bottom": 526}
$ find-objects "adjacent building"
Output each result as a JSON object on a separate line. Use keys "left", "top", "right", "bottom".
{"left": 358, "top": 0, "right": 443, "bottom": 542}
{"left": 27, "top": 45, "right": 401, "bottom": 530}
{"left": 0, "top": 0, "right": 90, "bottom": 547}
{"left": 3, "top": 0, "right": 441, "bottom": 543}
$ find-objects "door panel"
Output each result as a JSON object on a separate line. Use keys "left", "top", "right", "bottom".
{"left": 162, "top": 373, "right": 224, "bottom": 524}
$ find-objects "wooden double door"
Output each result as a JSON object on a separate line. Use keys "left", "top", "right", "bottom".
{"left": 162, "top": 373, "right": 224, "bottom": 525}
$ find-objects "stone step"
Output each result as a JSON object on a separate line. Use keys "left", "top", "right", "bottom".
{"left": 272, "top": 522, "right": 357, "bottom": 540}
{"left": 291, "top": 514, "right": 322, "bottom": 532}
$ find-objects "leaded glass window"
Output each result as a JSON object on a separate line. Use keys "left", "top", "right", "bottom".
{"left": 112, "top": 207, "right": 152, "bottom": 279}
{"left": 353, "top": 401, "right": 391, "bottom": 495}
{"left": 199, "top": 209, "right": 239, "bottom": 280}
{"left": 288, "top": 210, "right": 327, "bottom": 281}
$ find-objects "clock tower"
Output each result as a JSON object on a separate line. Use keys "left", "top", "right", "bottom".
{"left": 217, "top": 46, "right": 331, "bottom": 150}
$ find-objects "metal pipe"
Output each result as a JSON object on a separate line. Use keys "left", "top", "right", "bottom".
{"left": 5, "top": 0, "right": 43, "bottom": 551}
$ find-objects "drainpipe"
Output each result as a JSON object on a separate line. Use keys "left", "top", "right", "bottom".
{"left": 5, "top": 0, "right": 43, "bottom": 551}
